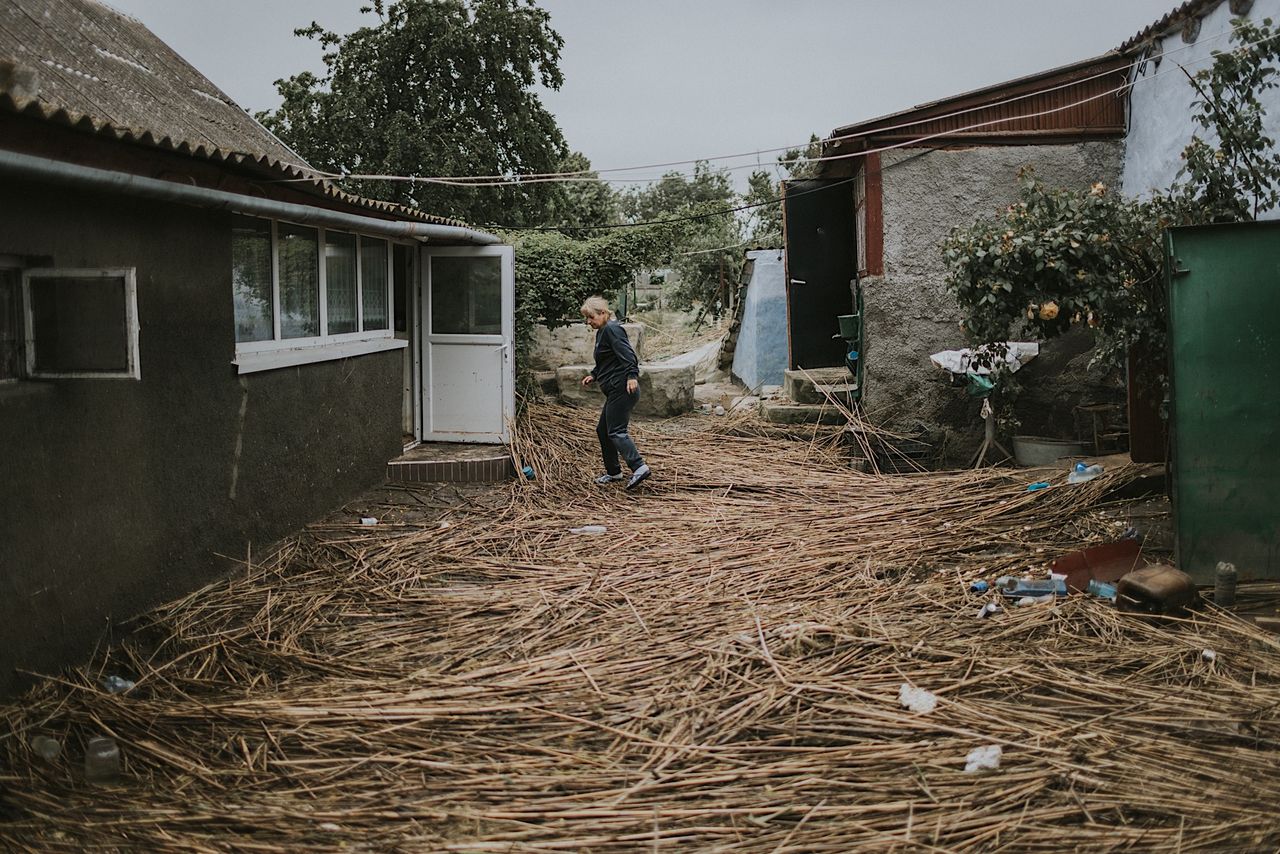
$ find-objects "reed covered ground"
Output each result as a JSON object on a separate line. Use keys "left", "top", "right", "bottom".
{"left": 2, "top": 403, "right": 1278, "bottom": 851}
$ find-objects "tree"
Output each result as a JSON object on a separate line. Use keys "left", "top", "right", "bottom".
{"left": 257, "top": 0, "right": 569, "bottom": 227}
{"left": 619, "top": 162, "right": 740, "bottom": 312}
{"left": 743, "top": 134, "right": 822, "bottom": 245}
{"left": 542, "top": 151, "right": 619, "bottom": 235}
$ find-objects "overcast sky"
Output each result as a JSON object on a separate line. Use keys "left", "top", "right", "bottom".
{"left": 102, "top": 0, "right": 1176, "bottom": 188}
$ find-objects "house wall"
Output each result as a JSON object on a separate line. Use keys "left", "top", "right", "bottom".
{"left": 863, "top": 142, "right": 1125, "bottom": 456}
{"left": 731, "top": 249, "right": 788, "bottom": 391}
{"left": 0, "top": 178, "right": 402, "bottom": 697}
{"left": 1123, "top": 0, "right": 1280, "bottom": 217}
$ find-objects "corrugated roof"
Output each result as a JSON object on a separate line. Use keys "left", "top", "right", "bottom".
{"left": 822, "top": 53, "right": 1130, "bottom": 157}
{"left": 0, "top": 0, "right": 464, "bottom": 227}
{"left": 1117, "top": 0, "right": 1226, "bottom": 54}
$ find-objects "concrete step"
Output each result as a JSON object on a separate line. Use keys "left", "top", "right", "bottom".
{"left": 760, "top": 399, "right": 850, "bottom": 425}
{"left": 783, "top": 367, "right": 858, "bottom": 405}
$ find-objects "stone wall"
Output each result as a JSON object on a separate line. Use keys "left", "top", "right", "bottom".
{"left": 863, "top": 142, "right": 1125, "bottom": 458}
{"left": 527, "top": 321, "right": 645, "bottom": 371}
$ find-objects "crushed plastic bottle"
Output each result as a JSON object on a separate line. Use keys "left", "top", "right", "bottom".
{"left": 1068, "top": 463, "right": 1105, "bottom": 484}
{"left": 1026, "top": 481, "right": 1051, "bottom": 492}
{"left": 568, "top": 525, "right": 607, "bottom": 535}
{"left": 1087, "top": 579, "right": 1118, "bottom": 601}
{"left": 997, "top": 576, "right": 1067, "bottom": 598}
{"left": 976, "top": 601, "right": 1002, "bottom": 619}
{"left": 30, "top": 735, "right": 61, "bottom": 762}
{"left": 84, "top": 737, "right": 121, "bottom": 784}
{"left": 101, "top": 675, "right": 135, "bottom": 694}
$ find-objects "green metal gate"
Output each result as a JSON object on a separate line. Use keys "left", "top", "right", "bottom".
{"left": 1165, "top": 222, "right": 1280, "bottom": 583}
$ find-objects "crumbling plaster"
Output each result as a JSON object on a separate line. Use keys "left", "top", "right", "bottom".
{"left": 862, "top": 142, "right": 1125, "bottom": 457}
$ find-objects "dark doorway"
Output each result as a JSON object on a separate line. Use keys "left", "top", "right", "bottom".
{"left": 782, "top": 179, "right": 857, "bottom": 369}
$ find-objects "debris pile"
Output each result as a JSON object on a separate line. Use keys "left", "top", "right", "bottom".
{"left": 3, "top": 402, "right": 1280, "bottom": 851}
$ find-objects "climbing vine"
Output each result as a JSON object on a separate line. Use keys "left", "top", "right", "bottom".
{"left": 943, "top": 17, "right": 1280, "bottom": 377}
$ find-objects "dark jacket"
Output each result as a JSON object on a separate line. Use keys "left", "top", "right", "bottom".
{"left": 590, "top": 320, "right": 639, "bottom": 392}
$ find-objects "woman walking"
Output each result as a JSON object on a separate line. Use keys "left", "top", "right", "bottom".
{"left": 580, "top": 297, "right": 651, "bottom": 490}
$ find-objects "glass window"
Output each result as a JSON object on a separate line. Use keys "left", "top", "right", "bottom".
{"left": 28, "top": 273, "right": 131, "bottom": 374}
{"left": 361, "top": 238, "right": 389, "bottom": 331}
{"left": 432, "top": 256, "right": 501, "bottom": 335}
{"left": 393, "top": 244, "right": 411, "bottom": 334}
{"left": 325, "top": 231, "right": 358, "bottom": 335}
{"left": 278, "top": 223, "right": 319, "bottom": 339}
{"left": 232, "top": 216, "right": 273, "bottom": 343}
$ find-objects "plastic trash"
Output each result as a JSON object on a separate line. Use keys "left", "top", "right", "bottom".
{"left": 29, "top": 735, "right": 60, "bottom": 762}
{"left": 359, "top": 516, "right": 378, "bottom": 526}
{"left": 1016, "top": 594, "right": 1054, "bottom": 606}
{"left": 970, "top": 580, "right": 990, "bottom": 593}
{"left": 964, "top": 744, "right": 1003, "bottom": 773}
{"left": 898, "top": 683, "right": 938, "bottom": 714}
{"left": 1068, "top": 463, "right": 1104, "bottom": 484}
{"left": 714, "top": 405, "right": 726, "bottom": 416}
{"left": 1026, "top": 481, "right": 1051, "bottom": 492}
{"left": 568, "top": 525, "right": 607, "bottom": 535}
{"left": 1087, "top": 579, "right": 1118, "bottom": 601}
{"left": 997, "top": 576, "right": 1067, "bottom": 598}
{"left": 1202, "top": 649, "right": 1218, "bottom": 662}
{"left": 101, "top": 675, "right": 135, "bottom": 694}
{"left": 84, "top": 737, "right": 121, "bottom": 784}
{"left": 521, "top": 465, "right": 536, "bottom": 480}
{"left": 1215, "top": 561, "right": 1237, "bottom": 608}
{"left": 976, "top": 601, "right": 1002, "bottom": 619}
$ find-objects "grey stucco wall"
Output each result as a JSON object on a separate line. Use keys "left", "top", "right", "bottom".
{"left": 864, "top": 142, "right": 1125, "bottom": 457}
{"left": 1123, "top": 0, "right": 1280, "bottom": 218}
{"left": 731, "top": 249, "right": 788, "bottom": 391}
{"left": 0, "top": 179, "right": 402, "bottom": 697}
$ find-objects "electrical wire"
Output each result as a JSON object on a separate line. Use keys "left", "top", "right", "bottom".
{"left": 298, "top": 17, "right": 1253, "bottom": 188}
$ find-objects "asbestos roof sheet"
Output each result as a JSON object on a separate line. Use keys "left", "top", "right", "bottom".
{"left": 0, "top": 0, "right": 464, "bottom": 227}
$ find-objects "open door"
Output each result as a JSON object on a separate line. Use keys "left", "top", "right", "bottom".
{"left": 421, "top": 245, "right": 514, "bottom": 443}
{"left": 782, "top": 179, "right": 856, "bottom": 369}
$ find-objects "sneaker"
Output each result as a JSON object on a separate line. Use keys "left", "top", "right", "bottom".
{"left": 625, "top": 464, "right": 651, "bottom": 490}
{"left": 594, "top": 472, "right": 625, "bottom": 485}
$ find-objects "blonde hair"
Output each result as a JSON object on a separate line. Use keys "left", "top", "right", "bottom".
{"left": 580, "top": 296, "right": 611, "bottom": 319}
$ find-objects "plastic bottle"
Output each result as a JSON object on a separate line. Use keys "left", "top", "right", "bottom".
{"left": 521, "top": 465, "right": 536, "bottom": 480}
{"left": 1215, "top": 561, "right": 1238, "bottom": 608}
{"left": 568, "top": 525, "right": 607, "bottom": 535}
{"left": 84, "top": 737, "right": 121, "bottom": 784}
{"left": 30, "top": 735, "right": 61, "bottom": 762}
{"left": 1087, "top": 579, "right": 1118, "bottom": 601}
{"left": 970, "top": 580, "right": 990, "bottom": 593}
{"left": 1068, "top": 463, "right": 1105, "bottom": 484}
{"left": 101, "top": 675, "right": 135, "bottom": 694}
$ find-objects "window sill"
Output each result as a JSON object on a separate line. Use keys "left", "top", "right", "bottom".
{"left": 234, "top": 336, "right": 407, "bottom": 375}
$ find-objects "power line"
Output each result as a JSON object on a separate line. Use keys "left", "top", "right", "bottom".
{"left": 298, "top": 19, "right": 1251, "bottom": 189}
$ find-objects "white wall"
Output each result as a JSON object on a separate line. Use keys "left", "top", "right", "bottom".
{"left": 1122, "top": 0, "right": 1280, "bottom": 217}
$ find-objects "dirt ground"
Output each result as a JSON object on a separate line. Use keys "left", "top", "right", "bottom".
{"left": 3, "top": 404, "right": 1279, "bottom": 851}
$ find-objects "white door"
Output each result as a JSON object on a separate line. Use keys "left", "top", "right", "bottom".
{"left": 421, "top": 245, "right": 514, "bottom": 443}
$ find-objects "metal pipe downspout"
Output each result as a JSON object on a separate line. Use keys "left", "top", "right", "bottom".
{"left": 0, "top": 149, "right": 501, "bottom": 245}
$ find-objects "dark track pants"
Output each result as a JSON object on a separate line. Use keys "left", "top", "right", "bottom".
{"left": 597, "top": 385, "right": 644, "bottom": 475}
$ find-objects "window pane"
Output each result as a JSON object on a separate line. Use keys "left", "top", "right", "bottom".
{"left": 326, "top": 231, "right": 357, "bottom": 335}
{"left": 30, "top": 276, "right": 129, "bottom": 373}
{"left": 232, "top": 216, "right": 273, "bottom": 343}
{"left": 0, "top": 269, "right": 21, "bottom": 379}
{"left": 361, "top": 238, "right": 389, "bottom": 331}
{"left": 393, "top": 244, "right": 411, "bottom": 334}
{"left": 279, "top": 223, "right": 319, "bottom": 339}
{"left": 431, "top": 256, "right": 501, "bottom": 335}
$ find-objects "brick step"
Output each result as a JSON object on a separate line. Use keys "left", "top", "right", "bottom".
{"left": 387, "top": 453, "right": 514, "bottom": 484}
